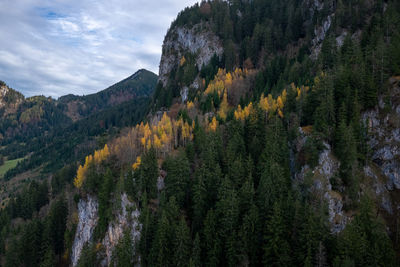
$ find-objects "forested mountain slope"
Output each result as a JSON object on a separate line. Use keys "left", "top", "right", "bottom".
{"left": 0, "top": 69, "right": 157, "bottom": 147}
{"left": 1, "top": 0, "right": 400, "bottom": 267}
{"left": 0, "top": 69, "right": 157, "bottom": 175}
{"left": 58, "top": 69, "right": 157, "bottom": 121}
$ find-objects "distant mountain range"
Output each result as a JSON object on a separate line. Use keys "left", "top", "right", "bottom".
{"left": 0, "top": 69, "right": 157, "bottom": 144}
{"left": 0, "top": 69, "right": 157, "bottom": 176}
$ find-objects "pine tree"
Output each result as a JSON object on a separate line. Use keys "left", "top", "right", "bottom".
{"left": 39, "top": 247, "right": 55, "bottom": 267}
{"left": 140, "top": 148, "right": 159, "bottom": 199}
{"left": 336, "top": 197, "right": 396, "bottom": 266}
{"left": 46, "top": 197, "right": 68, "bottom": 256}
{"left": 203, "top": 209, "right": 220, "bottom": 267}
{"left": 164, "top": 152, "right": 190, "bottom": 208}
{"left": 192, "top": 165, "right": 208, "bottom": 232}
{"left": 111, "top": 230, "right": 134, "bottom": 267}
{"left": 138, "top": 193, "right": 155, "bottom": 265}
{"left": 263, "top": 202, "right": 291, "bottom": 266}
{"left": 77, "top": 243, "right": 98, "bottom": 267}
{"left": 96, "top": 168, "right": 114, "bottom": 238}
{"left": 150, "top": 212, "right": 171, "bottom": 267}
{"left": 21, "top": 219, "right": 44, "bottom": 267}
{"left": 190, "top": 233, "right": 202, "bottom": 267}
{"left": 173, "top": 217, "right": 191, "bottom": 266}
{"left": 313, "top": 73, "right": 335, "bottom": 138}
{"left": 238, "top": 203, "right": 260, "bottom": 266}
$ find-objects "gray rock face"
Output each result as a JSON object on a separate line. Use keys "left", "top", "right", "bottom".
{"left": 180, "top": 86, "right": 189, "bottom": 103}
{"left": 294, "top": 135, "right": 348, "bottom": 233}
{"left": 307, "top": 0, "right": 324, "bottom": 18}
{"left": 364, "top": 165, "right": 393, "bottom": 214}
{"left": 158, "top": 23, "right": 223, "bottom": 87}
{"left": 325, "top": 191, "right": 348, "bottom": 233}
{"left": 336, "top": 31, "right": 348, "bottom": 47}
{"left": 101, "top": 193, "right": 141, "bottom": 267}
{"left": 315, "top": 143, "right": 348, "bottom": 233}
{"left": 311, "top": 15, "right": 333, "bottom": 59}
{"left": 71, "top": 195, "right": 99, "bottom": 267}
{"left": 362, "top": 77, "right": 400, "bottom": 190}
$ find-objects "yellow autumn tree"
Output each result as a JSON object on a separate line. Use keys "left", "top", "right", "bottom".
{"left": 73, "top": 144, "right": 111, "bottom": 188}
{"left": 180, "top": 56, "right": 186, "bottom": 66}
{"left": 235, "top": 102, "right": 253, "bottom": 121}
{"left": 234, "top": 105, "right": 244, "bottom": 120}
{"left": 281, "top": 89, "right": 287, "bottom": 103}
{"left": 153, "top": 134, "right": 162, "bottom": 150}
{"left": 277, "top": 96, "right": 284, "bottom": 110}
{"left": 208, "top": 116, "right": 218, "bottom": 132}
{"left": 218, "top": 90, "right": 229, "bottom": 120}
{"left": 225, "top": 72, "right": 233, "bottom": 87}
{"left": 74, "top": 165, "right": 86, "bottom": 188}
{"left": 278, "top": 109, "right": 284, "bottom": 118}
{"left": 187, "top": 101, "right": 194, "bottom": 110}
{"left": 259, "top": 94, "right": 270, "bottom": 112}
{"left": 132, "top": 156, "right": 141, "bottom": 170}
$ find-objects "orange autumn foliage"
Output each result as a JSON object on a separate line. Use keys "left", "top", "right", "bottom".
{"left": 74, "top": 144, "right": 110, "bottom": 188}
{"left": 208, "top": 116, "right": 218, "bottom": 132}
{"left": 132, "top": 156, "right": 141, "bottom": 170}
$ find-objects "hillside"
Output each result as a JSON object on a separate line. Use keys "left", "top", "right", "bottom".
{"left": 59, "top": 69, "right": 157, "bottom": 121}
{"left": 0, "top": 69, "right": 157, "bottom": 147}
{"left": 0, "top": 1, "right": 400, "bottom": 267}
{"left": 0, "top": 69, "right": 157, "bottom": 161}
{"left": 0, "top": 70, "right": 157, "bottom": 211}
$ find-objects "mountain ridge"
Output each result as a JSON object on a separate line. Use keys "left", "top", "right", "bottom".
{"left": 0, "top": 69, "right": 157, "bottom": 144}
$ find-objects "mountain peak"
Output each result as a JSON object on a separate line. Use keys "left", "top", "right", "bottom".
{"left": 126, "top": 69, "right": 156, "bottom": 81}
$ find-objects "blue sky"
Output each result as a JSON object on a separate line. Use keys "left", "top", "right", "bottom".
{"left": 0, "top": 0, "right": 198, "bottom": 97}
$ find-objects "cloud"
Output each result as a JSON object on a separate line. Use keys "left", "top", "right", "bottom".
{"left": 0, "top": 0, "right": 198, "bottom": 97}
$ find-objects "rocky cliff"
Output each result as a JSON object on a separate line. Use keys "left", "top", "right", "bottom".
{"left": 294, "top": 133, "right": 348, "bottom": 233}
{"left": 0, "top": 82, "right": 24, "bottom": 116}
{"left": 71, "top": 195, "right": 99, "bottom": 267}
{"left": 362, "top": 77, "right": 400, "bottom": 221}
{"left": 293, "top": 76, "right": 400, "bottom": 234}
{"left": 158, "top": 22, "right": 223, "bottom": 88}
{"left": 71, "top": 193, "right": 141, "bottom": 266}
{"left": 100, "top": 193, "right": 141, "bottom": 266}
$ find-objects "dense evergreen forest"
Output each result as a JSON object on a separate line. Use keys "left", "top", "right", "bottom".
{"left": 1, "top": 0, "right": 400, "bottom": 266}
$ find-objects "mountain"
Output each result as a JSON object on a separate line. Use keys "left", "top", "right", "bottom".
{"left": 0, "top": 84, "right": 71, "bottom": 146}
{"left": 0, "top": 69, "right": 157, "bottom": 146}
{"left": 58, "top": 69, "right": 157, "bottom": 121}
{"left": 0, "top": 69, "right": 157, "bottom": 180}
{"left": 1, "top": 1, "right": 400, "bottom": 267}
{"left": 0, "top": 81, "right": 24, "bottom": 116}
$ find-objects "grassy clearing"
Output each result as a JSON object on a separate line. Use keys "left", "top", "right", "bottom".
{"left": 0, "top": 158, "right": 24, "bottom": 178}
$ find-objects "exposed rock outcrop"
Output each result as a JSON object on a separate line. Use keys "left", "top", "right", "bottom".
{"left": 312, "top": 143, "right": 348, "bottom": 233}
{"left": 311, "top": 14, "right": 333, "bottom": 59}
{"left": 0, "top": 84, "right": 24, "bottom": 115}
{"left": 158, "top": 23, "right": 223, "bottom": 87}
{"left": 294, "top": 129, "right": 348, "bottom": 233}
{"left": 101, "top": 193, "right": 141, "bottom": 266}
{"left": 71, "top": 195, "right": 99, "bottom": 267}
{"left": 362, "top": 77, "right": 400, "bottom": 191}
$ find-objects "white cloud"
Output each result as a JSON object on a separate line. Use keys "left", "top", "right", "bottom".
{"left": 0, "top": 0, "right": 198, "bottom": 97}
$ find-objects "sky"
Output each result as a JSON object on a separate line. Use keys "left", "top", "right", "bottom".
{"left": 0, "top": 0, "right": 198, "bottom": 97}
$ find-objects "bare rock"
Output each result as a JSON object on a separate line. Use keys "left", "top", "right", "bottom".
{"left": 158, "top": 23, "right": 223, "bottom": 87}
{"left": 71, "top": 195, "right": 99, "bottom": 267}
{"left": 101, "top": 193, "right": 141, "bottom": 266}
